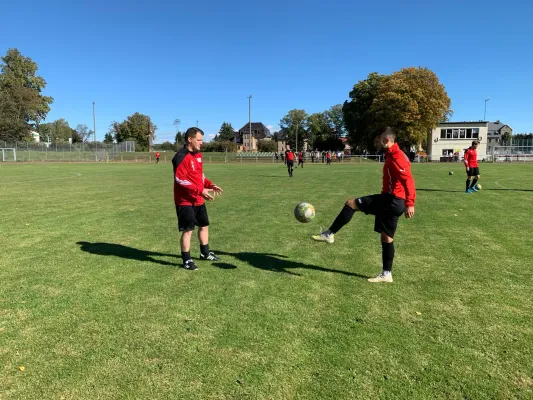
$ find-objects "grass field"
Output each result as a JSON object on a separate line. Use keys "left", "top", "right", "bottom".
{"left": 1, "top": 161, "right": 532, "bottom": 399}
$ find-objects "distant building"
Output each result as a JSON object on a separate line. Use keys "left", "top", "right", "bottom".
{"left": 29, "top": 130, "right": 40, "bottom": 143}
{"left": 427, "top": 122, "right": 488, "bottom": 161}
{"left": 235, "top": 122, "right": 271, "bottom": 151}
{"left": 487, "top": 121, "right": 512, "bottom": 154}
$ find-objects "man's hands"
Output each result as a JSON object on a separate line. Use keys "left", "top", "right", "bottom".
{"left": 201, "top": 185, "right": 223, "bottom": 201}
{"left": 405, "top": 206, "right": 415, "bottom": 219}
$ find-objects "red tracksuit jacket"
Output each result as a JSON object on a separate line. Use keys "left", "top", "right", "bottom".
{"left": 464, "top": 148, "right": 478, "bottom": 168}
{"left": 382, "top": 143, "right": 416, "bottom": 207}
{"left": 172, "top": 147, "right": 214, "bottom": 206}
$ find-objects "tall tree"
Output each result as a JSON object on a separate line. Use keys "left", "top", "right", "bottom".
{"left": 342, "top": 72, "right": 386, "bottom": 151}
{"left": 175, "top": 131, "right": 184, "bottom": 147}
{"left": 280, "top": 109, "right": 308, "bottom": 151}
{"left": 103, "top": 132, "right": 114, "bottom": 143}
{"left": 371, "top": 67, "right": 452, "bottom": 147}
{"left": 75, "top": 124, "right": 94, "bottom": 142}
{"left": 0, "top": 48, "right": 53, "bottom": 141}
{"left": 216, "top": 122, "right": 235, "bottom": 142}
{"left": 307, "top": 112, "right": 332, "bottom": 149}
{"left": 326, "top": 104, "right": 346, "bottom": 138}
{"left": 39, "top": 118, "right": 77, "bottom": 143}
{"left": 111, "top": 113, "right": 157, "bottom": 151}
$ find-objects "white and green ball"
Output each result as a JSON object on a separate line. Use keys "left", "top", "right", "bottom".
{"left": 476, "top": 183, "right": 482, "bottom": 190}
{"left": 294, "top": 202, "right": 315, "bottom": 223}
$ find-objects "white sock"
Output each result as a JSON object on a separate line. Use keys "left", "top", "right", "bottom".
{"left": 383, "top": 270, "right": 392, "bottom": 276}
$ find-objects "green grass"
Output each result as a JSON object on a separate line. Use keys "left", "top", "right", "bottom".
{"left": 1, "top": 162, "right": 532, "bottom": 399}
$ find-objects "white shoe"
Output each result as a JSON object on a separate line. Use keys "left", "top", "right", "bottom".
{"left": 311, "top": 231, "right": 334, "bottom": 244}
{"left": 367, "top": 273, "right": 393, "bottom": 283}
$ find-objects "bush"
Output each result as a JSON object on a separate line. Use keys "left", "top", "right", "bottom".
{"left": 202, "top": 141, "right": 238, "bottom": 152}
{"left": 257, "top": 139, "right": 276, "bottom": 152}
{"left": 159, "top": 141, "right": 174, "bottom": 151}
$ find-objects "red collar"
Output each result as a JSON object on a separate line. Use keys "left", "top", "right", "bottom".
{"left": 386, "top": 143, "right": 400, "bottom": 154}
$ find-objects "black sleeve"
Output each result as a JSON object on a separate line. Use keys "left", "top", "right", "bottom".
{"left": 172, "top": 147, "right": 188, "bottom": 175}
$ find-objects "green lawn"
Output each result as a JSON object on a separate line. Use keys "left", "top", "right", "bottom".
{"left": 1, "top": 162, "right": 532, "bottom": 399}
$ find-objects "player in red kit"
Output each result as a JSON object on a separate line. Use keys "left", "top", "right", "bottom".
{"left": 297, "top": 151, "right": 304, "bottom": 168}
{"left": 172, "top": 127, "right": 223, "bottom": 270}
{"left": 285, "top": 145, "right": 295, "bottom": 177}
{"left": 311, "top": 127, "right": 416, "bottom": 283}
{"left": 155, "top": 151, "right": 160, "bottom": 164}
{"left": 464, "top": 140, "right": 480, "bottom": 193}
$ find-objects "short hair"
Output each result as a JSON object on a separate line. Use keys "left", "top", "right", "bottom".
{"left": 472, "top": 140, "right": 480, "bottom": 146}
{"left": 377, "top": 126, "right": 396, "bottom": 141}
{"left": 185, "top": 127, "right": 204, "bottom": 139}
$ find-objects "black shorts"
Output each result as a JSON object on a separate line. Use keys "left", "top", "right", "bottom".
{"left": 467, "top": 167, "right": 480, "bottom": 177}
{"left": 175, "top": 204, "right": 209, "bottom": 232}
{"left": 355, "top": 193, "right": 405, "bottom": 238}
{"left": 287, "top": 160, "right": 294, "bottom": 167}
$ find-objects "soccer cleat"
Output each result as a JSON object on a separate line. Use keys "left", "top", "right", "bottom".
{"left": 367, "top": 273, "right": 393, "bottom": 283}
{"left": 311, "top": 231, "right": 334, "bottom": 244}
{"left": 466, "top": 189, "right": 473, "bottom": 193}
{"left": 183, "top": 259, "right": 199, "bottom": 270}
{"left": 200, "top": 252, "right": 220, "bottom": 261}
{"left": 471, "top": 186, "right": 479, "bottom": 192}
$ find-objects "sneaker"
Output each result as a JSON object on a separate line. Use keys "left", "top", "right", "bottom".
{"left": 183, "top": 259, "right": 198, "bottom": 270}
{"left": 311, "top": 231, "right": 334, "bottom": 244}
{"left": 200, "top": 252, "right": 220, "bottom": 261}
{"left": 471, "top": 186, "right": 479, "bottom": 192}
{"left": 367, "top": 273, "right": 393, "bottom": 283}
{"left": 466, "top": 189, "right": 473, "bottom": 193}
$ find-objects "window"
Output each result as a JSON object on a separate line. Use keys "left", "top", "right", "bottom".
{"left": 466, "top": 129, "right": 472, "bottom": 139}
{"left": 440, "top": 129, "right": 446, "bottom": 139}
{"left": 446, "top": 129, "right": 452, "bottom": 139}
{"left": 453, "top": 129, "right": 459, "bottom": 138}
{"left": 442, "top": 149, "right": 453, "bottom": 156}
{"left": 473, "top": 128, "right": 479, "bottom": 138}
{"left": 460, "top": 129, "right": 466, "bottom": 138}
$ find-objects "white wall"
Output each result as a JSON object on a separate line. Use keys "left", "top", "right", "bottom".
{"left": 428, "top": 124, "right": 488, "bottom": 160}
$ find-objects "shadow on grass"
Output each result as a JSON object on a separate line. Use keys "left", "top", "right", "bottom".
{"left": 213, "top": 250, "right": 370, "bottom": 278}
{"left": 76, "top": 241, "right": 179, "bottom": 266}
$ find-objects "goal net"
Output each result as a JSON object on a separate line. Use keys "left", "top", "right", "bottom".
{"left": 0, "top": 148, "right": 16, "bottom": 162}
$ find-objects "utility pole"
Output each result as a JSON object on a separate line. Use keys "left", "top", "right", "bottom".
{"left": 92, "top": 101, "right": 96, "bottom": 142}
{"left": 484, "top": 99, "right": 490, "bottom": 121}
{"left": 248, "top": 95, "right": 252, "bottom": 150}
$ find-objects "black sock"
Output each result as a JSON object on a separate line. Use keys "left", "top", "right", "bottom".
{"left": 329, "top": 204, "right": 356, "bottom": 234}
{"left": 466, "top": 179, "right": 471, "bottom": 191}
{"left": 382, "top": 242, "right": 395, "bottom": 272}
{"left": 471, "top": 178, "right": 478, "bottom": 188}
{"left": 200, "top": 244, "right": 209, "bottom": 256}
{"left": 181, "top": 251, "right": 191, "bottom": 264}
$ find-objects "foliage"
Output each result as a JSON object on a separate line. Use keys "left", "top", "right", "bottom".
{"left": 103, "top": 133, "right": 114, "bottom": 143}
{"left": 201, "top": 140, "right": 237, "bottom": 152}
{"left": 279, "top": 109, "right": 308, "bottom": 151}
{"left": 38, "top": 118, "right": 78, "bottom": 143}
{"left": 75, "top": 124, "right": 94, "bottom": 142}
{"left": 216, "top": 122, "right": 235, "bottom": 142}
{"left": 0, "top": 48, "right": 53, "bottom": 141}
{"left": 257, "top": 139, "right": 276, "bottom": 152}
{"left": 159, "top": 141, "right": 174, "bottom": 151}
{"left": 343, "top": 68, "right": 452, "bottom": 151}
{"left": 175, "top": 131, "right": 184, "bottom": 147}
{"left": 108, "top": 113, "right": 157, "bottom": 151}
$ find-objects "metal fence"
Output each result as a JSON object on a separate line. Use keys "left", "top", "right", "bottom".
{"left": 0, "top": 141, "right": 135, "bottom": 162}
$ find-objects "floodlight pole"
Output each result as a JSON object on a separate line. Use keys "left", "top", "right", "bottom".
{"left": 484, "top": 99, "right": 490, "bottom": 120}
{"left": 248, "top": 95, "right": 252, "bottom": 150}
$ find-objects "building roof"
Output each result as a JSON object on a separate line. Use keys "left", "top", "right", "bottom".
{"left": 238, "top": 122, "right": 270, "bottom": 133}
{"left": 436, "top": 121, "right": 488, "bottom": 127}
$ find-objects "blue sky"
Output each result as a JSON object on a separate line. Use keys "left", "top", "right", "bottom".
{"left": 2, "top": 0, "right": 532, "bottom": 142}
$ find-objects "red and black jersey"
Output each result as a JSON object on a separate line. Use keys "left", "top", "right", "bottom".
{"left": 285, "top": 150, "right": 295, "bottom": 161}
{"left": 326, "top": 152, "right": 331, "bottom": 159}
{"left": 298, "top": 152, "right": 303, "bottom": 160}
{"left": 155, "top": 152, "right": 160, "bottom": 158}
{"left": 464, "top": 147, "right": 478, "bottom": 168}
{"left": 382, "top": 143, "right": 416, "bottom": 207}
{"left": 172, "top": 147, "right": 213, "bottom": 206}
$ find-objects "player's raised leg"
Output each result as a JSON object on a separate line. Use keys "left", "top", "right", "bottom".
{"left": 311, "top": 198, "right": 359, "bottom": 243}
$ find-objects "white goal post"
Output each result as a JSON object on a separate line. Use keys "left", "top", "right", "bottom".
{"left": 1, "top": 148, "right": 17, "bottom": 162}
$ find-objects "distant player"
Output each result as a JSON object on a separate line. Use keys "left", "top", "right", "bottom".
{"left": 285, "top": 145, "right": 295, "bottom": 177}
{"left": 172, "top": 127, "right": 223, "bottom": 270}
{"left": 326, "top": 151, "right": 332, "bottom": 165}
{"left": 311, "top": 127, "right": 416, "bottom": 283}
{"left": 464, "top": 140, "right": 480, "bottom": 193}
{"left": 298, "top": 151, "right": 304, "bottom": 168}
{"left": 155, "top": 151, "right": 160, "bottom": 164}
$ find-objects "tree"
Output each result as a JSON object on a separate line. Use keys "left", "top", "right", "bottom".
{"left": 0, "top": 48, "right": 54, "bottom": 141}
{"left": 342, "top": 72, "right": 386, "bottom": 152}
{"left": 280, "top": 109, "right": 308, "bottom": 151}
{"left": 38, "top": 118, "right": 77, "bottom": 143}
{"left": 111, "top": 113, "right": 157, "bottom": 151}
{"left": 160, "top": 141, "right": 174, "bottom": 150}
{"left": 216, "top": 122, "right": 235, "bottom": 142}
{"left": 175, "top": 131, "right": 184, "bottom": 147}
{"left": 257, "top": 139, "right": 276, "bottom": 152}
{"left": 326, "top": 104, "right": 346, "bottom": 138}
{"left": 75, "top": 124, "right": 94, "bottom": 142}
{"left": 103, "top": 132, "right": 114, "bottom": 143}
{"left": 307, "top": 112, "right": 332, "bottom": 149}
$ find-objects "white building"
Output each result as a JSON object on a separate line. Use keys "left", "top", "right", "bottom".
{"left": 30, "top": 130, "right": 40, "bottom": 142}
{"left": 427, "top": 122, "right": 488, "bottom": 161}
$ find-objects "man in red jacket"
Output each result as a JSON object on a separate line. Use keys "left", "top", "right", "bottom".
{"left": 285, "top": 145, "right": 295, "bottom": 177}
{"left": 311, "top": 127, "right": 416, "bottom": 283}
{"left": 172, "top": 127, "right": 223, "bottom": 270}
{"left": 155, "top": 151, "right": 160, "bottom": 164}
{"left": 464, "top": 140, "right": 480, "bottom": 193}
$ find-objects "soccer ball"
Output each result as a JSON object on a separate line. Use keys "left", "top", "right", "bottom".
{"left": 475, "top": 183, "right": 482, "bottom": 190}
{"left": 449, "top": 171, "right": 454, "bottom": 175}
{"left": 294, "top": 202, "right": 315, "bottom": 223}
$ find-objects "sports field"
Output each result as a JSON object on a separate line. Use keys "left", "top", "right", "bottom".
{"left": 1, "top": 161, "right": 532, "bottom": 399}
